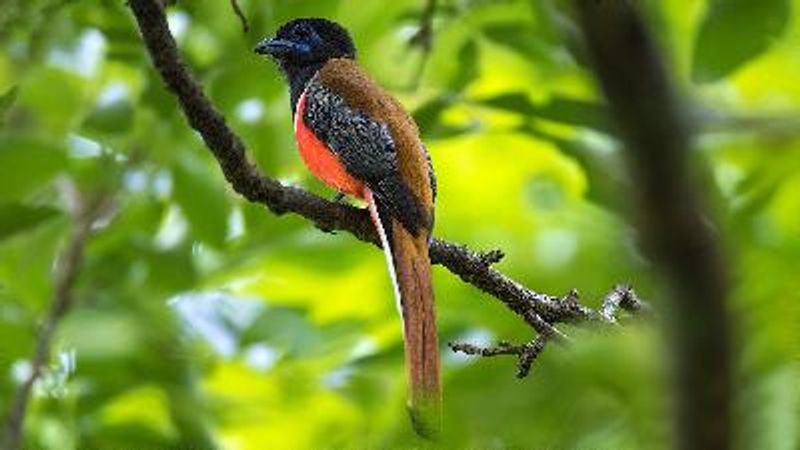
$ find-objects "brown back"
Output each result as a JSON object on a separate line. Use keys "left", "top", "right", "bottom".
{"left": 318, "top": 59, "right": 435, "bottom": 215}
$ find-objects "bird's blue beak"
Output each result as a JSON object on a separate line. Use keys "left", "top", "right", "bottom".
{"left": 254, "top": 37, "right": 309, "bottom": 57}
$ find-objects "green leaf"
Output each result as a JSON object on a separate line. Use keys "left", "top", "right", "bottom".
{"left": 692, "top": 0, "right": 790, "bottom": 83}
{"left": 208, "top": 65, "right": 282, "bottom": 115}
{"left": 142, "top": 245, "right": 198, "bottom": 293}
{"left": 0, "top": 203, "right": 61, "bottom": 242}
{"left": 413, "top": 96, "right": 453, "bottom": 130}
{"left": 0, "top": 86, "right": 19, "bottom": 122}
{"left": 479, "top": 92, "right": 538, "bottom": 116}
{"left": 60, "top": 310, "right": 144, "bottom": 360}
{"left": 172, "top": 158, "right": 229, "bottom": 248}
{"left": 520, "top": 123, "right": 629, "bottom": 214}
{"left": 141, "top": 71, "right": 179, "bottom": 118}
{"left": 0, "top": 136, "right": 68, "bottom": 202}
{"left": 16, "top": 67, "right": 84, "bottom": 136}
{"left": 479, "top": 93, "right": 612, "bottom": 133}
{"left": 0, "top": 216, "right": 67, "bottom": 309}
{"left": 413, "top": 96, "right": 475, "bottom": 139}
{"left": 482, "top": 23, "right": 559, "bottom": 67}
{"left": 535, "top": 96, "right": 611, "bottom": 132}
{"left": 82, "top": 99, "right": 135, "bottom": 135}
{"left": 449, "top": 39, "right": 479, "bottom": 91}
{"left": 413, "top": 96, "right": 455, "bottom": 139}
{"left": 242, "top": 307, "right": 326, "bottom": 357}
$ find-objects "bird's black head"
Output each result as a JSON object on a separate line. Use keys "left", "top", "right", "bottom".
{"left": 255, "top": 18, "right": 356, "bottom": 113}
{"left": 255, "top": 18, "right": 356, "bottom": 69}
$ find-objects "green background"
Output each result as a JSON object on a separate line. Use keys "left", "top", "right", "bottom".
{"left": 1, "top": 0, "right": 799, "bottom": 448}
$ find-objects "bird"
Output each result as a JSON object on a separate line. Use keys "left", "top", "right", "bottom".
{"left": 254, "top": 18, "right": 441, "bottom": 437}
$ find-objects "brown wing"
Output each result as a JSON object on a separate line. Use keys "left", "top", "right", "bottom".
{"left": 316, "top": 58, "right": 435, "bottom": 223}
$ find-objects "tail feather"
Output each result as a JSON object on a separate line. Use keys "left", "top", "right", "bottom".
{"left": 366, "top": 191, "right": 441, "bottom": 439}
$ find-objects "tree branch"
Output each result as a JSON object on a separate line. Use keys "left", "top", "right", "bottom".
{"left": 409, "top": 0, "right": 437, "bottom": 53}
{"left": 2, "top": 186, "right": 106, "bottom": 450}
{"left": 229, "top": 0, "right": 249, "bottom": 34}
{"left": 449, "top": 285, "right": 644, "bottom": 377}
{"left": 408, "top": 0, "right": 438, "bottom": 89}
{"left": 599, "top": 284, "right": 651, "bottom": 323}
{"left": 126, "top": 0, "right": 649, "bottom": 378}
{"left": 450, "top": 337, "right": 547, "bottom": 379}
{"left": 573, "top": 1, "right": 732, "bottom": 449}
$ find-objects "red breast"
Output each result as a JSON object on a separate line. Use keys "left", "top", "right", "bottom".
{"left": 294, "top": 91, "right": 366, "bottom": 199}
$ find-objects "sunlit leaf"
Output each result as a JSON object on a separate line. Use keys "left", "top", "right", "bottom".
{"left": 519, "top": 123, "right": 628, "bottom": 213}
{"left": 99, "top": 385, "right": 177, "bottom": 439}
{"left": 692, "top": 0, "right": 790, "bottom": 82}
{"left": 15, "top": 67, "right": 84, "bottom": 136}
{"left": 0, "top": 136, "right": 68, "bottom": 202}
{"left": 414, "top": 96, "right": 453, "bottom": 131}
{"left": 413, "top": 96, "right": 473, "bottom": 139}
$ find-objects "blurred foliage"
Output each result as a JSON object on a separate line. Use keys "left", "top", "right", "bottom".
{"left": 0, "top": 0, "right": 799, "bottom": 449}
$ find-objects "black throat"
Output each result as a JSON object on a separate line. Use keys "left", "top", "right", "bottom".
{"left": 283, "top": 61, "right": 325, "bottom": 116}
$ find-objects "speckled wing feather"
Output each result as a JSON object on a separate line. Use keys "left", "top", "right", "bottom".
{"left": 302, "top": 59, "right": 435, "bottom": 236}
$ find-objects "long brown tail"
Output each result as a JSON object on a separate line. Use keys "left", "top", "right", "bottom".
{"left": 366, "top": 193, "right": 441, "bottom": 439}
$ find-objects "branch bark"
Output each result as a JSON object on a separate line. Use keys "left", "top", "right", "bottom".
{"left": 449, "top": 285, "right": 645, "bottom": 377}
{"left": 409, "top": 0, "right": 437, "bottom": 53}
{"left": 2, "top": 187, "right": 104, "bottom": 450}
{"left": 407, "top": 0, "right": 438, "bottom": 88}
{"left": 229, "top": 0, "right": 249, "bottom": 33}
{"left": 573, "top": 1, "right": 733, "bottom": 449}
{"left": 450, "top": 338, "right": 547, "bottom": 379}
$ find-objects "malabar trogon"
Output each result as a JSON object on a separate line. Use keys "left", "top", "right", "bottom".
{"left": 255, "top": 19, "right": 441, "bottom": 437}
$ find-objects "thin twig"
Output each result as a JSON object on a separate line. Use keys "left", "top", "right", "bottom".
{"left": 599, "top": 285, "right": 651, "bottom": 323}
{"left": 450, "top": 335, "right": 548, "bottom": 378}
{"left": 407, "top": 0, "right": 438, "bottom": 89}
{"left": 2, "top": 188, "right": 106, "bottom": 450}
{"left": 409, "top": 0, "right": 437, "bottom": 53}
{"left": 449, "top": 285, "right": 646, "bottom": 377}
{"left": 229, "top": 0, "right": 249, "bottom": 33}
